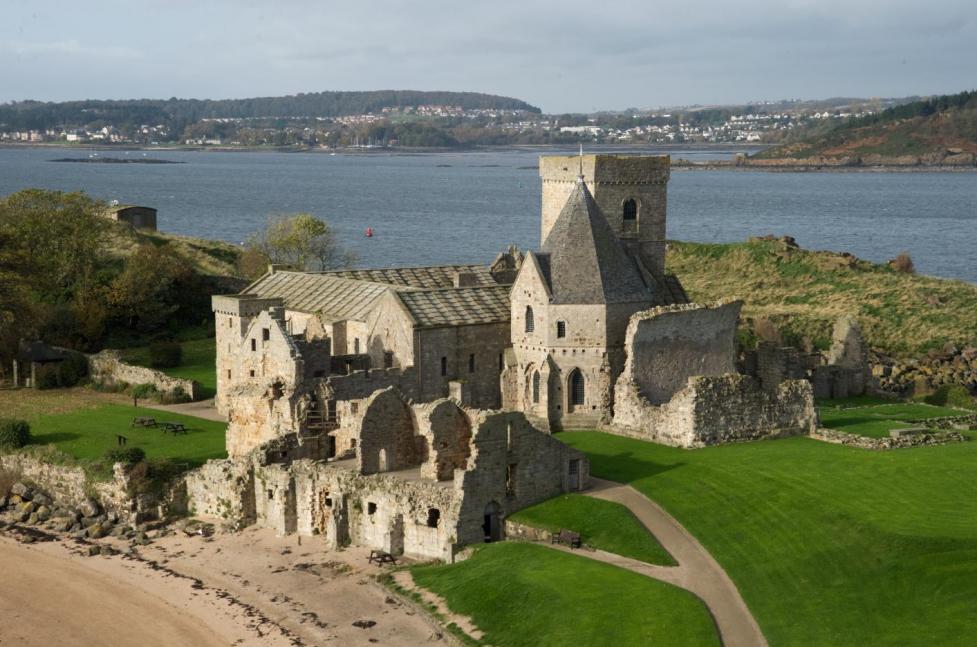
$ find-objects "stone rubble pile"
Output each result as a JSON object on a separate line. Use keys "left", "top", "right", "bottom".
{"left": 873, "top": 344, "right": 977, "bottom": 397}
{"left": 0, "top": 481, "right": 154, "bottom": 547}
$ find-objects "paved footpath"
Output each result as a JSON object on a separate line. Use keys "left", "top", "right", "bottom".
{"left": 140, "top": 398, "right": 226, "bottom": 422}
{"left": 560, "top": 477, "right": 767, "bottom": 647}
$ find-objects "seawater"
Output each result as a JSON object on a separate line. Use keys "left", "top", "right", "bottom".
{"left": 1, "top": 147, "right": 975, "bottom": 283}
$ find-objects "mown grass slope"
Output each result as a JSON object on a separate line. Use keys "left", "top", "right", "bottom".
{"left": 559, "top": 431, "right": 977, "bottom": 647}
{"left": 666, "top": 238, "right": 977, "bottom": 357}
{"left": 507, "top": 493, "right": 676, "bottom": 565}
{"left": 818, "top": 401, "right": 971, "bottom": 437}
{"left": 29, "top": 404, "right": 226, "bottom": 466}
{"left": 411, "top": 542, "right": 719, "bottom": 647}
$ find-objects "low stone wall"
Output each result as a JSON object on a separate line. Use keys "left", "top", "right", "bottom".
{"left": 915, "top": 413, "right": 977, "bottom": 430}
{"left": 0, "top": 453, "right": 131, "bottom": 520}
{"left": 810, "top": 428, "right": 968, "bottom": 450}
{"left": 504, "top": 519, "right": 551, "bottom": 543}
{"left": 89, "top": 350, "right": 200, "bottom": 401}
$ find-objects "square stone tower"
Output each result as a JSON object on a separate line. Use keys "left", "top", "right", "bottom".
{"left": 539, "top": 154, "right": 670, "bottom": 275}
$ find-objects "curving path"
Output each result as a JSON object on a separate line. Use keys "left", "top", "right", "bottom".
{"left": 561, "top": 477, "right": 767, "bottom": 647}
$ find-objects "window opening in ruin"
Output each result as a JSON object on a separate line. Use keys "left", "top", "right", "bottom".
{"left": 468, "top": 353, "right": 475, "bottom": 373}
{"left": 367, "top": 502, "right": 377, "bottom": 515}
{"left": 325, "top": 496, "right": 333, "bottom": 507}
{"left": 569, "top": 459, "right": 581, "bottom": 490}
{"left": 506, "top": 464, "right": 516, "bottom": 496}
{"left": 483, "top": 501, "right": 501, "bottom": 542}
{"left": 427, "top": 508, "right": 441, "bottom": 528}
{"left": 507, "top": 422, "right": 513, "bottom": 450}
{"left": 525, "top": 306, "right": 535, "bottom": 333}
{"left": 532, "top": 371, "right": 540, "bottom": 404}
{"left": 354, "top": 338, "right": 360, "bottom": 354}
{"left": 383, "top": 351, "right": 393, "bottom": 368}
{"left": 327, "top": 435, "right": 336, "bottom": 458}
{"left": 249, "top": 369, "right": 255, "bottom": 378}
{"left": 271, "top": 381, "right": 284, "bottom": 399}
{"left": 351, "top": 402, "right": 359, "bottom": 414}
{"left": 262, "top": 328, "right": 270, "bottom": 341}
{"left": 267, "top": 489, "right": 274, "bottom": 500}
{"left": 569, "top": 369, "right": 585, "bottom": 410}
{"left": 556, "top": 321, "right": 566, "bottom": 338}
{"left": 623, "top": 198, "right": 638, "bottom": 234}
{"left": 228, "top": 317, "right": 233, "bottom": 328}
{"left": 251, "top": 338, "right": 256, "bottom": 352}
{"left": 440, "top": 356, "right": 447, "bottom": 376}
{"left": 498, "top": 353, "right": 504, "bottom": 371}
{"left": 227, "top": 369, "right": 232, "bottom": 379}
{"left": 351, "top": 438, "right": 357, "bottom": 448}
{"left": 327, "top": 400, "right": 337, "bottom": 422}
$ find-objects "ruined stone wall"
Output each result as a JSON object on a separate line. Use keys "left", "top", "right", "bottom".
{"left": 212, "top": 295, "right": 284, "bottom": 414}
{"left": 89, "top": 350, "right": 200, "bottom": 401}
{"left": 454, "top": 411, "right": 589, "bottom": 545}
{"left": 183, "top": 458, "right": 255, "bottom": 526}
{"left": 365, "top": 293, "right": 416, "bottom": 370}
{"left": 621, "top": 301, "right": 741, "bottom": 406}
{"left": 0, "top": 453, "right": 132, "bottom": 521}
{"left": 612, "top": 373, "right": 815, "bottom": 448}
{"left": 415, "top": 400, "right": 472, "bottom": 481}
{"left": 356, "top": 387, "right": 418, "bottom": 474}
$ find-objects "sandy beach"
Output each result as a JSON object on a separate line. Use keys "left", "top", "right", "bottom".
{"left": 0, "top": 524, "right": 451, "bottom": 646}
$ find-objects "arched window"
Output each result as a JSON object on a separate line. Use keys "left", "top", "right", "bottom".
{"left": 569, "top": 369, "right": 585, "bottom": 410}
{"left": 532, "top": 371, "right": 540, "bottom": 403}
{"left": 525, "top": 306, "right": 535, "bottom": 333}
{"left": 622, "top": 198, "right": 638, "bottom": 235}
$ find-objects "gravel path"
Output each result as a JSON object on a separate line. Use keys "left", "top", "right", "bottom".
{"left": 577, "top": 477, "right": 767, "bottom": 647}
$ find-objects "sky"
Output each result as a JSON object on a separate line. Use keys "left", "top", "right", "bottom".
{"left": 2, "top": 0, "right": 976, "bottom": 113}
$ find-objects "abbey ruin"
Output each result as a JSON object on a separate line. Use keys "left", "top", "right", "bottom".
{"left": 202, "top": 153, "right": 819, "bottom": 560}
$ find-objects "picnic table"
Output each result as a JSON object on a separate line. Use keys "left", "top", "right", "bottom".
{"left": 160, "top": 421, "right": 188, "bottom": 434}
{"left": 131, "top": 416, "right": 157, "bottom": 428}
{"left": 551, "top": 529, "right": 582, "bottom": 549}
{"left": 368, "top": 550, "right": 398, "bottom": 565}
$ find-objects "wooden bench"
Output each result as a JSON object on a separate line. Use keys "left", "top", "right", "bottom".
{"left": 161, "top": 421, "right": 188, "bottom": 434}
{"left": 131, "top": 417, "right": 157, "bottom": 428}
{"left": 551, "top": 529, "right": 582, "bottom": 549}
{"left": 368, "top": 550, "right": 398, "bottom": 565}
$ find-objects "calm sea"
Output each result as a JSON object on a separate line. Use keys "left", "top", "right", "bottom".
{"left": 1, "top": 147, "right": 975, "bottom": 283}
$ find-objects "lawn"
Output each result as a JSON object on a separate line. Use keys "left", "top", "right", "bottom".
{"left": 818, "top": 401, "right": 970, "bottom": 437}
{"left": 121, "top": 337, "right": 217, "bottom": 399}
{"left": 411, "top": 542, "right": 719, "bottom": 647}
{"left": 29, "top": 403, "right": 226, "bottom": 467}
{"left": 507, "top": 493, "right": 675, "bottom": 565}
{"left": 558, "top": 431, "right": 977, "bottom": 646}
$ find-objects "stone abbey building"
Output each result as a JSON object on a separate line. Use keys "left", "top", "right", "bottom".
{"left": 204, "top": 154, "right": 815, "bottom": 560}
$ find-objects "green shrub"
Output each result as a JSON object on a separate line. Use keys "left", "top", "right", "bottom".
{"left": 161, "top": 385, "right": 192, "bottom": 404}
{"left": 148, "top": 340, "right": 183, "bottom": 368}
{"left": 131, "top": 383, "right": 159, "bottom": 400}
{"left": 58, "top": 352, "right": 90, "bottom": 387}
{"left": 34, "top": 364, "right": 62, "bottom": 390}
{"left": 921, "top": 384, "right": 977, "bottom": 410}
{"left": 0, "top": 419, "right": 32, "bottom": 449}
{"left": 103, "top": 446, "right": 146, "bottom": 465}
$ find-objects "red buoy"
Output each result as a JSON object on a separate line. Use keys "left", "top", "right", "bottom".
{"left": 365, "top": 227, "right": 374, "bottom": 238}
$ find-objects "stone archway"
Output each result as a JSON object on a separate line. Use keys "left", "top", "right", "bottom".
{"left": 567, "top": 368, "right": 585, "bottom": 412}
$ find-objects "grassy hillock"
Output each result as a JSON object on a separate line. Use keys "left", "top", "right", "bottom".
{"left": 107, "top": 224, "right": 242, "bottom": 278}
{"left": 755, "top": 90, "right": 977, "bottom": 161}
{"left": 666, "top": 237, "right": 977, "bottom": 357}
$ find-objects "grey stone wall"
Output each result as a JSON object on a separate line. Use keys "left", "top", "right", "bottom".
{"left": 621, "top": 301, "right": 741, "bottom": 406}
{"left": 89, "top": 350, "right": 200, "bottom": 401}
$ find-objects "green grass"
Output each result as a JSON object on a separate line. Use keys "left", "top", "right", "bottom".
{"left": 121, "top": 337, "right": 217, "bottom": 399}
{"left": 819, "top": 401, "right": 970, "bottom": 438}
{"left": 411, "top": 542, "right": 719, "bottom": 647}
{"left": 507, "top": 493, "right": 675, "bottom": 565}
{"left": 29, "top": 403, "right": 226, "bottom": 467}
{"left": 559, "top": 431, "right": 977, "bottom": 646}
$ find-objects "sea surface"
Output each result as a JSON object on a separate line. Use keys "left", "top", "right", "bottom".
{"left": 1, "top": 147, "right": 975, "bottom": 283}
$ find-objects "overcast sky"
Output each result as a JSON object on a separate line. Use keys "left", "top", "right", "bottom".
{"left": 2, "top": 0, "right": 975, "bottom": 112}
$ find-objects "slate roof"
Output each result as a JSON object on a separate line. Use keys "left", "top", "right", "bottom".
{"left": 243, "top": 271, "right": 415, "bottom": 320}
{"left": 396, "top": 286, "right": 511, "bottom": 328}
{"left": 325, "top": 264, "right": 500, "bottom": 289}
{"left": 540, "top": 180, "right": 653, "bottom": 305}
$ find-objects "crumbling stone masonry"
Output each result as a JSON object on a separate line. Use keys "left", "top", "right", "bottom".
{"left": 610, "top": 302, "right": 816, "bottom": 447}
{"left": 183, "top": 387, "right": 588, "bottom": 561}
